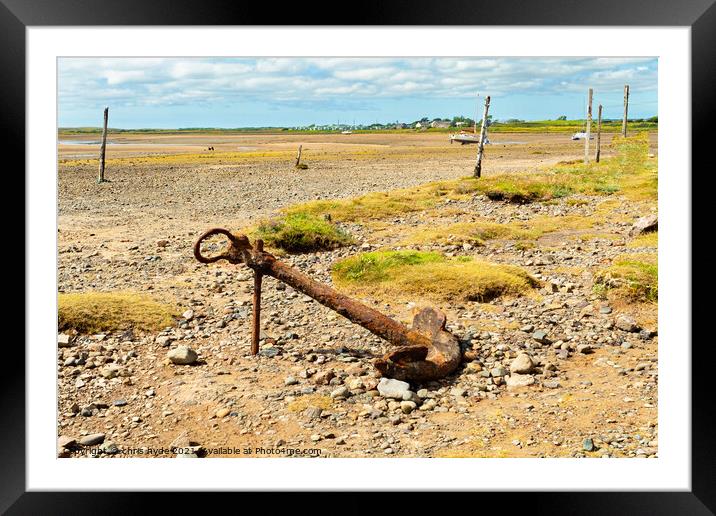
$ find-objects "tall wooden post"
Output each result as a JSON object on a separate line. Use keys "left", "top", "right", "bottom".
{"left": 97, "top": 107, "right": 108, "bottom": 183}
{"left": 595, "top": 104, "right": 603, "bottom": 163}
{"left": 473, "top": 95, "right": 490, "bottom": 178}
{"left": 295, "top": 144, "right": 303, "bottom": 167}
{"left": 584, "top": 89, "right": 593, "bottom": 164}
{"left": 622, "top": 84, "right": 630, "bottom": 137}
{"left": 251, "top": 239, "right": 264, "bottom": 356}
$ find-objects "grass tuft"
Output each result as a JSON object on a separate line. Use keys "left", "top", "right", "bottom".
{"left": 254, "top": 212, "right": 354, "bottom": 252}
{"left": 594, "top": 252, "right": 657, "bottom": 302}
{"left": 58, "top": 291, "right": 177, "bottom": 334}
{"left": 332, "top": 250, "right": 539, "bottom": 303}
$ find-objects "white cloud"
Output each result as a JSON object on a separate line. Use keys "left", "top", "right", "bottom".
{"left": 58, "top": 57, "right": 657, "bottom": 111}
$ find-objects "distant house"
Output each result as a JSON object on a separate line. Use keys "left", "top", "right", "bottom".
{"left": 455, "top": 121, "right": 466, "bottom": 127}
{"left": 414, "top": 122, "right": 423, "bottom": 129}
{"left": 430, "top": 120, "right": 451, "bottom": 129}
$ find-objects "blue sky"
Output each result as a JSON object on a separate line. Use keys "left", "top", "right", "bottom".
{"left": 58, "top": 57, "right": 657, "bottom": 128}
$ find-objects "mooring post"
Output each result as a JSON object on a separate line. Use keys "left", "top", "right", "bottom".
{"left": 473, "top": 95, "right": 491, "bottom": 178}
{"left": 584, "top": 88, "right": 593, "bottom": 164}
{"left": 251, "top": 239, "right": 264, "bottom": 355}
{"left": 98, "top": 107, "right": 108, "bottom": 183}
{"left": 295, "top": 145, "right": 303, "bottom": 167}
{"left": 596, "top": 104, "right": 603, "bottom": 163}
{"left": 622, "top": 84, "right": 630, "bottom": 138}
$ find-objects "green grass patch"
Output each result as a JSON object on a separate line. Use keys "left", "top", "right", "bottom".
{"left": 253, "top": 212, "right": 354, "bottom": 253}
{"left": 628, "top": 231, "right": 658, "bottom": 248}
{"left": 400, "top": 214, "right": 599, "bottom": 247}
{"left": 281, "top": 134, "right": 655, "bottom": 223}
{"left": 58, "top": 291, "right": 178, "bottom": 334}
{"left": 594, "top": 252, "right": 657, "bottom": 302}
{"left": 332, "top": 250, "right": 539, "bottom": 302}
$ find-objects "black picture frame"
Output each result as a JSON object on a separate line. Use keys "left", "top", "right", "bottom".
{"left": 5, "top": 0, "right": 711, "bottom": 513}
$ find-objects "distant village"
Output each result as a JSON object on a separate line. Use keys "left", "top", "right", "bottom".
{"left": 290, "top": 116, "right": 480, "bottom": 132}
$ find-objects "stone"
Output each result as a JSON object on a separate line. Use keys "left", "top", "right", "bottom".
{"left": 576, "top": 344, "right": 593, "bottom": 354}
{"left": 58, "top": 436, "right": 76, "bottom": 449}
{"left": 377, "top": 378, "right": 410, "bottom": 399}
{"left": 615, "top": 315, "right": 639, "bottom": 333}
{"left": 532, "top": 330, "right": 550, "bottom": 344}
{"left": 506, "top": 374, "right": 536, "bottom": 389}
{"left": 629, "top": 214, "right": 658, "bottom": 236}
{"left": 167, "top": 346, "right": 198, "bottom": 365}
{"left": 400, "top": 401, "right": 417, "bottom": 414}
{"left": 401, "top": 391, "right": 420, "bottom": 404}
{"left": 284, "top": 376, "right": 299, "bottom": 386}
{"left": 100, "top": 442, "right": 119, "bottom": 454}
{"left": 330, "top": 386, "right": 350, "bottom": 399}
{"left": 259, "top": 347, "right": 280, "bottom": 358}
{"left": 100, "top": 365, "right": 120, "bottom": 379}
{"left": 583, "top": 438, "right": 595, "bottom": 452}
{"left": 450, "top": 387, "right": 466, "bottom": 397}
{"left": 58, "top": 334, "right": 74, "bottom": 347}
{"left": 510, "top": 353, "right": 535, "bottom": 374}
{"left": 113, "top": 399, "right": 127, "bottom": 407}
{"left": 79, "top": 433, "right": 106, "bottom": 446}
{"left": 216, "top": 408, "right": 231, "bottom": 418}
{"left": 313, "top": 370, "right": 335, "bottom": 385}
{"left": 304, "top": 406, "right": 323, "bottom": 419}
{"left": 155, "top": 335, "right": 172, "bottom": 347}
{"left": 520, "top": 324, "right": 534, "bottom": 333}
{"left": 465, "top": 362, "right": 482, "bottom": 373}
{"left": 182, "top": 309, "right": 195, "bottom": 320}
{"left": 490, "top": 366, "right": 507, "bottom": 378}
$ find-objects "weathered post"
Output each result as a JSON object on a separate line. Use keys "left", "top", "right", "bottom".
{"left": 97, "top": 107, "right": 108, "bottom": 183}
{"left": 473, "top": 95, "right": 491, "bottom": 178}
{"left": 584, "top": 89, "right": 593, "bottom": 164}
{"left": 251, "top": 239, "right": 264, "bottom": 355}
{"left": 596, "top": 104, "right": 603, "bottom": 163}
{"left": 295, "top": 145, "right": 303, "bottom": 167}
{"left": 622, "top": 84, "right": 630, "bottom": 137}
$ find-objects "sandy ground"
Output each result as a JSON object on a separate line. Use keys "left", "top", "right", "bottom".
{"left": 57, "top": 131, "right": 658, "bottom": 459}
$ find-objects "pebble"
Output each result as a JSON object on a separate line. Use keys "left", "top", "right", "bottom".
{"left": 400, "top": 401, "right": 417, "bottom": 414}
{"left": 532, "top": 330, "right": 550, "bottom": 344}
{"left": 615, "top": 315, "right": 639, "bottom": 333}
{"left": 510, "top": 353, "right": 534, "bottom": 374}
{"left": 284, "top": 376, "right": 299, "bottom": 386}
{"left": 330, "top": 386, "right": 350, "bottom": 399}
{"left": 79, "top": 433, "right": 106, "bottom": 446}
{"left": 58, "top": 334, "right": 74, "bottom": 347}
{"left": 167, "top": 346, "right": 198, "bottom": 365}
{"left": 506, "top": 374, "right": 536, "bottom": 389}
{"left": 377, "top": 378, "right": 410, "bottom": 399}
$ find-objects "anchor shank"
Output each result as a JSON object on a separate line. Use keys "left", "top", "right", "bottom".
{"left": 264, "top": 258, "right": 432, "bottom": 350}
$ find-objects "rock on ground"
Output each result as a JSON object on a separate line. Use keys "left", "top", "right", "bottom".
{"left": 167, "top": 346, "right": 198, "bottom": 365}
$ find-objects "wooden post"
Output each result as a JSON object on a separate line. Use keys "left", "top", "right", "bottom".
{"left": 473, "top": 95, "right": 490, "bottom": 178}
{"left": 295, "top": 144, "right": 303, "bottom": 167}
{"left": 595, "top": 104, "right": 603, "bottom": 163}
{"left": 584, "top": 89, "right": 592, "bottom": 164}
{"left": 622, "top": 84, "right": 630, "bottom": 138}
{"left": 97, "top": 107, "right": 108, "bottom": 183}
{"left": 251, "top": 239, "right": 264, "bottom": 356}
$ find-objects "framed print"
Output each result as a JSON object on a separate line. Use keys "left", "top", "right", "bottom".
{"left": 5, "top": 0, "right": 712, "bottom": 512}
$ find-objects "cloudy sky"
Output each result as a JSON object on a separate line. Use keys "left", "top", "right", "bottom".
{"left": 58, "top": 57, "right": 657, "bottom": 128}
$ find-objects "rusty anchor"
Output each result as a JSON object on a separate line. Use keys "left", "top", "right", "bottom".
{"left": 193, "top": 229, "right": 461, "bottom": 382}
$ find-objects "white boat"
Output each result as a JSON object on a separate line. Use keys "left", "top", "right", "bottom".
{"left": 571, "top": 131, "right": 594, "bottom": 140}
{"left": 449, "top": 132, "right": 489, "bottom": 145}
